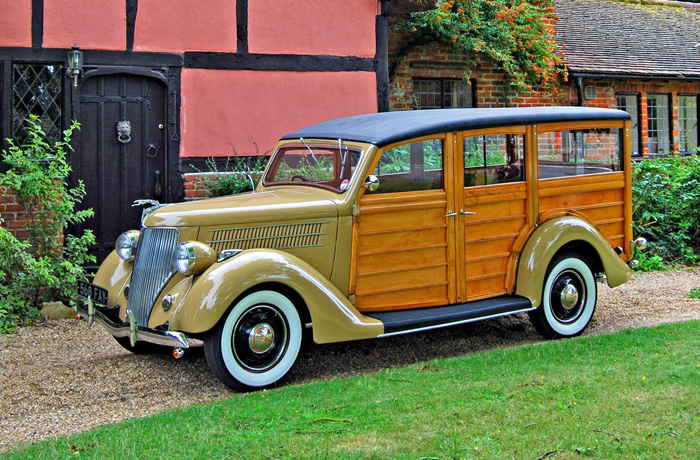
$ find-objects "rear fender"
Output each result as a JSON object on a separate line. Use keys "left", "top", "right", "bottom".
{"left": 168, "top": 249, "right": 383, "bottom": 343}
{"left": 515, "top": 216, "right": 631, "bottom": 308}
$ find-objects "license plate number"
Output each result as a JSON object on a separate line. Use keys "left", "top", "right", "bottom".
{"left": 77, "top": 281, "right": 109, "bottom": 306}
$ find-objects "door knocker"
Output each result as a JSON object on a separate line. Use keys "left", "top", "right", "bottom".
{"left": 116, "top": 120, "right": 132, "bottom": 144}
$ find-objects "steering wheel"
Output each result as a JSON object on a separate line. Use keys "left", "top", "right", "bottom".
{"left": 291, "top": 175, "right": 311, "bottom": 182}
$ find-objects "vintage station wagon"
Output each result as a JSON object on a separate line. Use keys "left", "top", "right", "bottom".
{"left": 78, "top": 107, "right": 644, "bottom": 391}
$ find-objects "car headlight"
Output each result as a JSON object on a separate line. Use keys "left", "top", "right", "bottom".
{"left": 173, "top": 242, "right": 216, "bottom": 276}
{"left": 116, "top": 231, "right": 140, "bottom": 262}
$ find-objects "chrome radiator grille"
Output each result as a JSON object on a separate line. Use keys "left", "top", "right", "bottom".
{"left": 128, "top": 228, "right": 180, "bottom": 326}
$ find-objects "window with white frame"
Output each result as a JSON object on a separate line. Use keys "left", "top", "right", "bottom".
{"left": 647, "top": 94, "right": 670, "bottom": 155}
{"left": 615, "top": 93, "right": 641, "bottom": 156}
{"left": 678, "top": 95, "right": 698, "bottom": 155}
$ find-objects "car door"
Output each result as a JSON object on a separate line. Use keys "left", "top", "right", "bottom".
{"left": 455, "top": 126, "right": 536, "bottom": 301}
{"left": 351, "top": 134, "right": 460, "bottom": 312}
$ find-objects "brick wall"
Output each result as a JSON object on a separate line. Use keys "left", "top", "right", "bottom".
{"left": 388, "top": 18, "right": 699, "bottom": 158}
{"left": 574, "top": 78, "right": 700, "bottom": 156}
{"left": 0, "top": 187, "right": 28, "bottom": 239}
{"left": 388, "top": 18, "right": 568, "bottom": 110}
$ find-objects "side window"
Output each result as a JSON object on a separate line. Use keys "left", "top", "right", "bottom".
{"left": 463, "top": 134, "right": 525, "bottom": 187}
{"left": 538, "top": 129, "right": 622, "bottom": 179}
{"left": 369, "top": 139, "right": 443, "bottom": 194}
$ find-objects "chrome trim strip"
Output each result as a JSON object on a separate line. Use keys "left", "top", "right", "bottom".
{"left": 77, "top": 306, "right": 189, "bottom": 349}
{"left": 207, "top": 220, "right": 330, "bottom": 233}
{"left": 376, "top": 307, "right": 537, "bottom": 338}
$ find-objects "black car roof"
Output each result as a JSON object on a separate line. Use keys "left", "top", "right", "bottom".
{"left": 282, "top": 107, "right": 631, "bottom": 147}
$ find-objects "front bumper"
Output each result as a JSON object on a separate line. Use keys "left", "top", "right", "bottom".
{"left": 77, "top": 297, "right": 189, "bottom": 349}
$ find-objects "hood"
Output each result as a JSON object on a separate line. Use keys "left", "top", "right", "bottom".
{"left": 143, "top": 188, "right": 338, "bottom": 228}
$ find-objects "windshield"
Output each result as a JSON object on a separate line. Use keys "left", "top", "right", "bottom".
{"left": 262, "top": 143, "right": 362, "bottom": 193}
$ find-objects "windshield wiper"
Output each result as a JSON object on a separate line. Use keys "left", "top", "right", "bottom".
{"left": 299, "top": 137, "right": 318, "bottom": 162}
{"left": 338, "top": 138, "right": 349, "bottom": 178}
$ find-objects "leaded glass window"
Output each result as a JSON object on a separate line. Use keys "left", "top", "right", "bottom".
{"left": 12, "top": 64, "right": 63, "bottom": 146}
{"left": 413, "top": 79, "right": 474, "bottom": 109}
{"left": 678, "top": 95, "right": 698, "bottom": 155}
{"left": 647, "top": 94, "right": 670, "bottom": 155}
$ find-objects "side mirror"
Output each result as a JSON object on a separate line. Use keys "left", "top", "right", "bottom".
{"left": 363, "top": 175, "right": 379, "bottom": 192}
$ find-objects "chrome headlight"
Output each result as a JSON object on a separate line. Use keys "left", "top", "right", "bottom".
{"left": 116, "top": 231, "right": 140, "bottom": 262}
{"left": 173, "top": 241, "right": 216, "bottom": 276}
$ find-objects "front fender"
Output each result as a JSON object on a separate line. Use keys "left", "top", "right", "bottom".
{"left": 168, "top": 249, "right": 383, "bottom": 343}
{"left": 515, "top": 216, "right": 631, "bottom": 308}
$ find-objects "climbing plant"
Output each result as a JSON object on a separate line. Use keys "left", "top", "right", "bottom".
{"left": 396, "top": 0, "right": 568, "bottom": 98}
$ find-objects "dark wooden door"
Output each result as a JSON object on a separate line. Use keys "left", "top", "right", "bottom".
{"left": 72, "top": 73, "right": 168, "bottom": 265}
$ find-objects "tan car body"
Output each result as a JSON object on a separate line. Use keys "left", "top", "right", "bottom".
{"left": 82, "top": 107, "right": 637, "bottom": 389}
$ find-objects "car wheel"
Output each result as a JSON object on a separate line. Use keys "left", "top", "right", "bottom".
{"left": 204, "top": 290, "right": 302, "bottom": 391}
{"left": 113, "top": 336, "right": 170, "bottom": 354}
{"left": 529, "top": 252, "right": 597, "bottom": 339}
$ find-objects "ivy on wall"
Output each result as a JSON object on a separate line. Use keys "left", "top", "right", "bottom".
{"left": 395, "top": 0, "right": 568, "bottom": 98}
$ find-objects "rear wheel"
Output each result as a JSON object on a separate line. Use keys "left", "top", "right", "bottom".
{"left": 204, "top": 290, "right": 302, "bottom": 392}
{"left": 529, "top": 252, "right": 597, "bottom": 339}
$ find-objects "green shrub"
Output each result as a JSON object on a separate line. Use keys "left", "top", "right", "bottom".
{"left": 193, "top": 153, "right": 268, "bottom": 198}
{"left": 0, "top": 115, "right": 95, "bottom": 331}
{"left": 632, "top": 155, "right": 700, "bottom": 269}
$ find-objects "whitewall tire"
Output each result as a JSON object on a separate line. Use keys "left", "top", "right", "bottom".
{"left": 204, "top": 290, "right": 302, "bottom": 391}
{"left": 529, "top": 253, "right": 597, "bottom": 339}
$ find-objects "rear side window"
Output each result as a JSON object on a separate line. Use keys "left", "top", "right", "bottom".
{"left": 368, "top": 139, "right": 444, "bottom": 194}
{"left": 463, "top": 134, "right": 525, "bottom": 187}
{"left": 538, "top": 129, "right": 622, "bottom": 179}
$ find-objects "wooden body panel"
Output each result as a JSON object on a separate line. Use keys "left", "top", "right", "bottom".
{"left": 539, "top": 172, "right": 627, "bottom": 247}
{"left": 462, "top": 183, "right": 529, "bottom": 300}
{"left": 349, "top": 118, "right": 632, "bottom": 315}
{"left": 354, "top": 190, "right": 450, "bottom": 311}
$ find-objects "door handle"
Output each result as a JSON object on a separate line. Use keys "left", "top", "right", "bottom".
{"left": 444, "top": 210, "right": 458, "bottom": 217}
{"left": 154, "top": 170, "right": 162, "bottom": 200}
{"left": 461, "top": 210, "right": 476, "bottom": 216}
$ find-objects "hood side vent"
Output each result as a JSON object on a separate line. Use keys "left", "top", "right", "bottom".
{"left": 207, "top": 221, "right": 328, "bottom": 252}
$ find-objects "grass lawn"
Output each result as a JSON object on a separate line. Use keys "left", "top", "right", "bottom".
{"left": 3, "top": 321, "right": 699, "bottom": 460}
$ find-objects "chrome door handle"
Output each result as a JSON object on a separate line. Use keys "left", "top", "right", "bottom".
{"left": 461, "top": 210, "right": 476, "bottom": 216}
{"left": 444, "top": 210, "right": 458, "bottom": 217}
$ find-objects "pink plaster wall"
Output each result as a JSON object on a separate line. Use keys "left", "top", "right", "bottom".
{"left": 134, "top": 0, "right": 236, "bottom": 53}
{"left": 43, "top": 1, "right": 125, "bottom": 50}
{"left": 180, "top": 69, "right": 378, "bottom": 157}
{"left": 248, "top": 0, "right": 377, "bottom": 57}
{"left": 0, "top": 0, "right": 32, "bottom": 47}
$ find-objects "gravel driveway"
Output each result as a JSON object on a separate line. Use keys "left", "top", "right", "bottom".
{"left": 1, "top": 269, "right": 699, "bottom": 452}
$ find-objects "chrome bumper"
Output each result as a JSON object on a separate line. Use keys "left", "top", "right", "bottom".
{"left": 77, "top": 297, "right": 189, "bottom": 349}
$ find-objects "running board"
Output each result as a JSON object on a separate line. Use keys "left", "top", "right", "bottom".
{"left": 366, "top": 295, "right": 534, "bottom": 337}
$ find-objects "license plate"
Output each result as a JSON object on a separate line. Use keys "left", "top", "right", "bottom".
{"left": 77, "top": 280, "right": 109, "bottom": 306}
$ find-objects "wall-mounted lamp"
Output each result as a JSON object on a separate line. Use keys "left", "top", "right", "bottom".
{"left": 66, "top": 45, "right": 83, "bottom": 88}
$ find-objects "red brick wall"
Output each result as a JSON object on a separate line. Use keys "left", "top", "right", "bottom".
{"left": 572, "top": 78, "right": 700, "bottom": 156}
{"left": 182, "top": 173, "right": 210, "bottom": 201}
{"left": 0, "top": 187, "right": 28, "bottom": 239}
{"left": 388, "top": 18, "right": 699, "bottom": 157}
{"left": 388, "top": 19, "right": 568, "bottom": 109}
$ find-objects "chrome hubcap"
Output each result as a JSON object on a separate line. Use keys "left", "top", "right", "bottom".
{"left": 232, "top": 305, "right": 289, "bottom": 372}
{"left": 560, "top": 284, "right": 579, "bottom": 309}
{"left": 249, "top": 323, "right": 275, "bottom": 354}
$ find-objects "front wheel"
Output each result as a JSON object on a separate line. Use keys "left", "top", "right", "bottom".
{"left": 529, "top": 252, "right": 597, "bottom": 339}
{"left": 204, "top": 290, "right": 302, "bottom": 391}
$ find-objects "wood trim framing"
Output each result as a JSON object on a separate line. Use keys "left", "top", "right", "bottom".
{"left": 184, "top": 52, "right": 375, "bottom": 72}
{"left": 126, "top": 0, "right": 138, "bottom": 52}
{"left": 237, "top": 0, "right": 249, "bottom": 54}
{"left": 31, "top": 0, "right": 43, "bottom": 48}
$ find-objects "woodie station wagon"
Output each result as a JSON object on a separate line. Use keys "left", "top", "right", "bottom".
{"left": 78, "top": 107, "right": 645, "bottom": 391}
